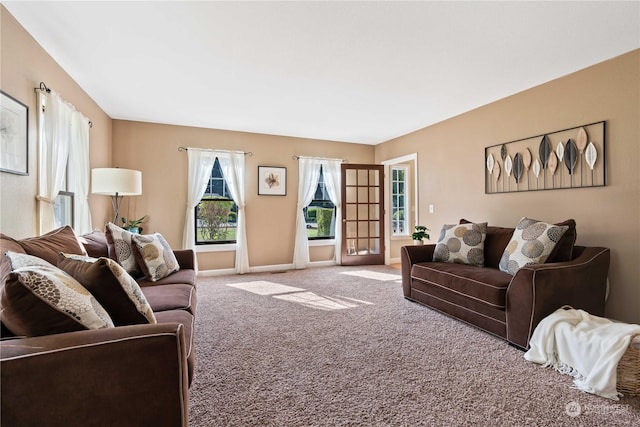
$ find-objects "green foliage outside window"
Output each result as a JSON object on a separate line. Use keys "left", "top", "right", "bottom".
{"left": 317, "top": 208, "right": 333, "bottom": 237}
{"left": 197, "top": 199, "right": 236, "bottom": 242}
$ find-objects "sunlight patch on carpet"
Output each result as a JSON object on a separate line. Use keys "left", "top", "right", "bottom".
{"left": 340, "top": 270, "right": 401, "bottom": 281}
{"left": 226, "top": 281, "right": 305, "bottom": 295}
{"left": 273, "top": 292, "right": 360, "bottom": 311}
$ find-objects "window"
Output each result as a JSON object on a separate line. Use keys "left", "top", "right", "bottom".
{"left": 195, "top": 158, "right": 238, "bottom": 244}
{"left": 54, "top": 168, "right": 73, "bottom": 228}
{"left": 305, "top": 166, "right": 336, "bottom": 239}
{"left": 391, "top": 166, "right": 408, "bottom": 236}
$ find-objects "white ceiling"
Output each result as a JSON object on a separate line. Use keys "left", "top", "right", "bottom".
{"left": 4, "top": 1, "right": 639, "bottom": 145}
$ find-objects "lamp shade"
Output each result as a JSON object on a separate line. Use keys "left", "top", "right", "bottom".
{"left": 91, "top": 168, "right": 142, "bottom": 196}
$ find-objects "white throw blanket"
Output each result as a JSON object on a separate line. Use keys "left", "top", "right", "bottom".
{"left": 524, "top": 308, "right": 640, "bottom": 400}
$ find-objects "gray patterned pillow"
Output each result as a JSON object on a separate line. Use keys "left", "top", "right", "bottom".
{"left": 105, "top": 222, "right": 142, "bottom": 277}
{"left": 5, "top": 251, "right": 56, "bottom": 270}
{"left": 433, "top": 222, "right": 487, "bottom": 266}
{"left": 58, "top": 253, "right": 156, "bottom": 325}
{"left": 1, "top": 264, "right": 114, "bottom": 336}
{"left": 131, "top": 233, "right": 180, "bottom": 282}
{"left": 499, "top": 217, "right": 569, "bottom": 275}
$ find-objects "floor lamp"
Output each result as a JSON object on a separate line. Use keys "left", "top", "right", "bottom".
{"left": 91, "top": 168, "right": 142, "bottom": 224}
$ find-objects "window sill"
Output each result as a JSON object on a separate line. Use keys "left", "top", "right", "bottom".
{"left": 195, "top": 243, "right": 236, "bottom": 253}
{"left": 308, "top": 239, "right": 335, "bottom": 247}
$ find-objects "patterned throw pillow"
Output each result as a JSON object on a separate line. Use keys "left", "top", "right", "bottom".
{"left": 131, "top": 233, "right": 180, "bottom": 282}
{"left": 433, "top": 222, "right": 487, "bottom": 266}
{"left": 5, "top": 251, "right": 57, "bottom": 270}
{"left": 499, "top": 217, "right": 569, "bottom": 275}
{"left": 58, "top": 253, "right": 156, "bottom": 325}
{"left": 0, "top": 264, "right": 114, "bottom": 337}
{"left": 105, "top": 222, "right": 142, "bottom": 277}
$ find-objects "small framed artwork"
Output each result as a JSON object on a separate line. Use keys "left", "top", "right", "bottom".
{"left": 1, "top": 90, "right": 29, "bottom": 175}
{"left": 258, "top": 166, "right": 286, "bottom": 196}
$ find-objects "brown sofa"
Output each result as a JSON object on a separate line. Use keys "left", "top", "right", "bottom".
{"left": 401, "top": 219, "right": 610, "bottom": 350}
{"left": 0, "top": 226, "right": 196, "bottom": 427}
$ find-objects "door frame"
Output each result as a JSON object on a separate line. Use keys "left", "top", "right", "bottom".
{"left": 382, "top": 153, "right": 419, "bottom": 265}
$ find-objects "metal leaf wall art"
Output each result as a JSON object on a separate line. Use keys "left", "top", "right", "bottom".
{"left": 485, "top": 121, "right": 605, "bottom": 193}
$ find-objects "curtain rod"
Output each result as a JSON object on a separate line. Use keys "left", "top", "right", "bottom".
{"left": 292, "top": 155, "right": 348, "bottom": 163}
{"left": 34, "top": 81, "right": 93, "bottom": 128}
{"left": 178, "top": 146, "right": 253, "bottom": 156}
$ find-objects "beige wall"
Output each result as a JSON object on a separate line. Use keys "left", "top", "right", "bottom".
{"left": 112, "top": 120, "right": 374, "bottom": 269}
{"left": 0, "top": 6, "right": 113, "bottom": 238}
{"left": 375, "top": 50, "right": 640, "bottom": 324}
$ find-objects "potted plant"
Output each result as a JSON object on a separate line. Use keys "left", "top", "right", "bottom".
{"left": 122, "top": 215, "right": 147, "bottom": 234}
{"left": 411, "top": 225, "right": 430, "bottom": 245}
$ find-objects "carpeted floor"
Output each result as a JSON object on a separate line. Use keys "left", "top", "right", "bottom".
{"left": 188, "top": 265, "right": 640, "bottom": 426}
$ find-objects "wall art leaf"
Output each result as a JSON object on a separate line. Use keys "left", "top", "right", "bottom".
{"left": 486, "top": 153, "right": 494, "bottom": 174}
{"left": 565, "top": 139, "right": 578, "bottom": 175}
{"left": 576, "top": 127, "right": 588, "bottom": 153}
{"left": 556, "top": 141, "right": 565, "bottom": 163}
{"left": 494, "top": 161, "right": 501, "bottom": 181}
{"left": 513, "top": 153, "right": 524, "bottom": 184}
{"left": 532, "top": 159, "right": 541, "bottom": 178}
{"left": 523, "top": 148, "right": 532, "bottom": 170}
{"left": 505, "top": 155, "right": 513, "bottom": 177}
{"left": 585, "top": 142, "right": 597, "bottom": 170}
{"left": 548, "top": 151, "right": 558, "bottom": 175}
{"left": 501, "top": 144, "right": 507, "bottom": 160}
{"left": 539, "top": 135, "right": 551, "bottom": 169}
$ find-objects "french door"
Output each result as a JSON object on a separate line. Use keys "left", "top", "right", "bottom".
{"left": 341, "top": 164, "right": 385, "bottom": 265}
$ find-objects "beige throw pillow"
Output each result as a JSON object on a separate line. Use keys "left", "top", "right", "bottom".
{"left": 131, "top": 233, "right": 180, "bottom": 282}
{"left": 433, "top": 222, "right": 487, "bottom": 267}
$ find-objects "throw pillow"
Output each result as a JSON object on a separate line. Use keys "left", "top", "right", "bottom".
{"left": 499, "top": 217, "right": 569, "bottom": 275}
{"left": 0, "top": 264, "right": 114, "bottom": 337}
{"left": 5, "top": 251, "right": 56, "bottom": 270}
{"left": 131, "top": 233, "right": 180, "bottom": 282}
{"left": 9, "top": 225, "right": 87, "bottom": 265}
{"left": 433, "top": 222, "right": 487, "bottom": 266}
{"left": 105, "top": 222, "right": 142, "bottom": 277}
{"left": 58, "top": 253, "right": 156, "bottom": 326}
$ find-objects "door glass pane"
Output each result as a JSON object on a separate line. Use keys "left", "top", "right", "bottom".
{"left": 369, "top": 221, "right": 379, "bottom": 238}
{"left": 358, "top": 204, "right": 368, "bottom": 220}
{"left": 358, "top": 169, "right": 368, "bottom": 184}
{"left": 346, "top": 204, "right": 357, "bottom": 220}
{"left": 346, "top": 187, "right": 357, "bottom": 203}
{"left": 358, "top": 239, "right": 369, "bottom": 254}
{"left": 369, "top": 205, "right": 379, "bottom": 220}
{"left": 358, "top": 221, "right": 369, "bottom": 237}
{"left": 346, "top": 169, "right": 357, "bottom": 186}
{"left": 346, "top": 238, "right": 357, "bottom": 254}
{"left": 369, "top": 187, "right": 379, "bottom": 203}
{"left": 369, "top": 170, "right": 379, "bottom": 186}
{"left": 358, "top": 187, "right": 368, "bottom": 202}
{"left": 369, "top": 239, "right": 380, "bottom": 254}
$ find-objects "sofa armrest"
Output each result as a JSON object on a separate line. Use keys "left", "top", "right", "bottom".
{"left": 1, "top": 323, "right": 189, "bottom": 427}
{"left": 505, "top": 246, "right": 610, "bottom": 349}
{"left": 400, "top": 244, "right": 436, "bottom": 298}
{"left": 173, "top": 249, "right": 195, "bottom": 270}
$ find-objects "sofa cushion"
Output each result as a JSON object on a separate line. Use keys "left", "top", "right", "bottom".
{"left": 411, "top": 261, "right": 512, "bottom": 309}
{"left": 1, "top": 261, "right": 114, "bottom": 337}
{"left": 105, "top": 222, "right": 142, "bottom": 277}
{"left": 58, "top": 254, "right": 156, "bottom": 326}
{"left": 499, "top": 217, "right": 569, "bottom": 275}
{"left": 78, "top": 229, "right": 109, "bottom": 258}
{"left": 131, "top": 233, "right": 180, "bottom": 282}
{"left": 154, "top": 309, "right": 195, "bottom": 385}
{"left": 141, "top": 284, "right": 196, "bottom": 315}
{"left": 138, "top": 268, "right": 196, "bottom": 288}
{"left": 433, "top": 222, "right": 487, "bottom": 266}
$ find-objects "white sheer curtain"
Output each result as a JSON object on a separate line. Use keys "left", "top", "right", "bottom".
{"left": 67, "top": 111, "right": 92, "bottom": 234}
{"left": 182, "top": 149, "right": 216, "bottom": 251}
{"left": 218, "top": 152, "right": 249, "bottom": 274}
{"left": 37, "top": 90, "right": 72, "bottom": 234}
{"left": 293, "top": 158, "right": 323, "bottom": 269}
{"left": 321, "top": 160, "right": 342, "bottom": 265}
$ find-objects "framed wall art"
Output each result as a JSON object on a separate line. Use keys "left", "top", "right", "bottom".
{"left": 0, "top": 90, "right": 29, "bottom": 175}
{"left": 258, "top": 166, "right": 286, "bottom": 196}
{"left": 485, "top": 121, "right": 605, "bottom": 194}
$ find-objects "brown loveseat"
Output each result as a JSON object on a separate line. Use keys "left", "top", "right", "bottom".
{"left": 401, "top": 219, "right": 610, "bottom": 350}
{"left": 0, "top": 226, "right": 196, "bottom": 427}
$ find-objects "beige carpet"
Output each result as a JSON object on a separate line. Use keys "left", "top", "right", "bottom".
{"left": 188, "top": 265, "right": 639, "bottom": 426}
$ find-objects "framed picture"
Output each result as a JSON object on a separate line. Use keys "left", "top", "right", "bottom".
{"left": 258, "top": 166, "right": 286, "bottom": 196}
{"left": 1, "top": 91, "right": 29, "bottom": 175}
